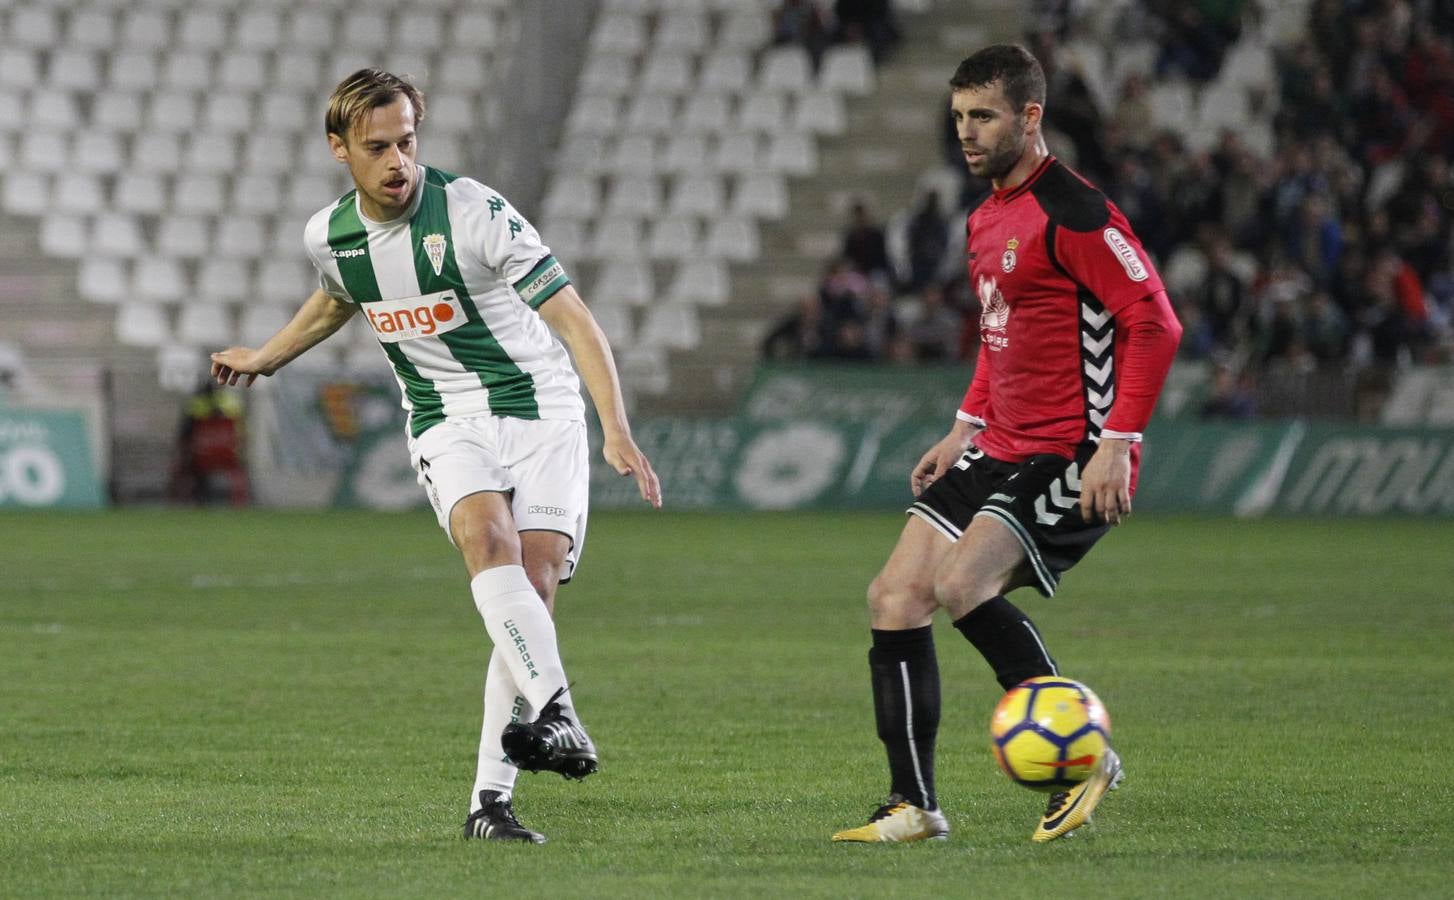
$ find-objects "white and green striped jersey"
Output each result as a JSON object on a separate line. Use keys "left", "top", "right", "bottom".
{"left": 303, "top": 165, "right": 583, "bottom": 438}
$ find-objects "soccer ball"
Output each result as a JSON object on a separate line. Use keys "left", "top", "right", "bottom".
{"left": 989, "top": 676, "right": 1112, "bottom": 792}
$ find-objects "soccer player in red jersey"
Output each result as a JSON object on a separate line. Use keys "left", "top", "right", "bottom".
{"left": 833, "top": 45, "right": 1183, "bottom": 844}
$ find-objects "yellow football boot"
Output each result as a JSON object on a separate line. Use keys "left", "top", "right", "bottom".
{"left": 1033, "top": 748, "right": 1123, "bottom": 843}
{"left": 833, "top": 795, "right": 949, "bottom": 843}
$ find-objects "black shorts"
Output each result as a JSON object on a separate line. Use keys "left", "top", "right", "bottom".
{"left": 908, "top": 444, "right": 1110, "bottom": 597}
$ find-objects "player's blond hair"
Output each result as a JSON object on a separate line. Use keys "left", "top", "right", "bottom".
{"left": 324, "top": 68, "right": 427, "bottom": 143}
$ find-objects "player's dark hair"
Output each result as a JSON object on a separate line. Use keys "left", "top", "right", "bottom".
{"left": 325, "top": 68, "right": 427, "bottom": 142}
{"left": 949, "top": 44, "right": 1046, "bottom": 111}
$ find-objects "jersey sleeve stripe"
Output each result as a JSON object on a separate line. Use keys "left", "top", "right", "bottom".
{"left": 513, "top": 255, "right": 571, "bottom": 309}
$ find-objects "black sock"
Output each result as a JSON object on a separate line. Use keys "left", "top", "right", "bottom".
{"left": 952, "top": 596, "right": 1057, "bottom": 690}
{"left": 868, "top": 626, "right": 939, "bottom": 810}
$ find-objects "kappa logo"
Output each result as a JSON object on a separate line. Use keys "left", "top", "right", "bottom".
{"left": 1103, "top": 228, "right": 1149, "bottom": 282}
{"left": 527, "top": 505, "right": 569, "bottom": 517}
{"left": 331, "top": 247, "right": 367, "bottom": 259}
{"left": 362, "top": 289, "right": 467, "bottom": 342}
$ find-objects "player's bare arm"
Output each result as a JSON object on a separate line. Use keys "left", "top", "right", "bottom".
{"left": 210, "top": 288, "right": 357, "bottom": 387}
{"left": 1079, "top": 438, "right": 1132, "bottom": 525}
{"left": 911, "top": 418, "right": 980, "bottom": 497}
{"left": 538, "top": 285, "right": 662, "bottom": 508}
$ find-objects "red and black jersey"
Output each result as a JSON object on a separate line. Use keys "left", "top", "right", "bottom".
{"left": 959, "top": 156, "right": 1176, "bottom": 478}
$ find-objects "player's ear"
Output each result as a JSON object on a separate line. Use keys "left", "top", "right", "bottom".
{"left": 1021, "top": 102, "right": 1043, "bottom": 135}
{"left": 327, "top": 132, "right": 348, "bottom": 164}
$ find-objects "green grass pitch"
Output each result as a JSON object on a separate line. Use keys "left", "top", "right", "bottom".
{"left": 2, "top": 509, "right": 1451, "bottom": 898}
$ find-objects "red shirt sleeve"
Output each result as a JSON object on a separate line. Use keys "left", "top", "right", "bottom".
{"left": 1051, "top": 205, "right": 1165, "bottom": 316}
{"left": 957, "top": 353, "right": 990, "bottom": 426}
{"left": 1102, "top": 289, "right": 1183, "bottom": 438}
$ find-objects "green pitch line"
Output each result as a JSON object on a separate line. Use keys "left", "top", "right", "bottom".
{"left": 1, "top": 510, "right": 1450, "bottom": 898}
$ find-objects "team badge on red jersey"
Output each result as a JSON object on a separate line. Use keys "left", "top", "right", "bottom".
{"left": 977, "top": 274, "right": 1010, "bottom": 350}
{"left": 1002, "top": 237, "right": 1018, "bottom": 273}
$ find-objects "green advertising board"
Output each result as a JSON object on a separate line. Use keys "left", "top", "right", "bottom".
{"left": 0, "top": 406, "right": 104, "bottom": 508}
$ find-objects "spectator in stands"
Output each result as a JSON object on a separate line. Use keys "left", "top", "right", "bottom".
{"left": 1199, "top": 362, "right": 1256, "bottom": 419}
{"left": 1283, "top": 192, "right": 1344, "bottom": 288}
{"left": 772, "top": 0, "right": 831, "bottom": 70}
{"left": 831, "top": 0, "right": 900, "bottom": 63}
{"left": 904, "top": 283, "right": 961, "bottom": 362}
{"left": 1154, "top": 1, "right": 1234, "bottom": 82}
{"left": 904, "top": 190, "right": 950, "bottom": 292}
{"left": 841, "top": 200, "right": 891, "bottom": 279}
{"left": 762, "top": 293, "right": 827, "bottom": 361}
{"left": 168, "top": 381, "right": 250, "bottom": 506}
{"left": 1303, "top": 291, "right": 1350, "bottom": 363}
{"left": 861, "top": 281, "right": 901, "bottom": 359}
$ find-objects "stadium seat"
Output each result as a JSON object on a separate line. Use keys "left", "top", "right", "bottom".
{"left": 256, "top": 92, "right": 308, "bottom": 137}
{"left": 90, "top": 90, "right": 144, "bottom": 135}
{"left": 588, "top": 217, "right": 644, "bottom": 261}
{"left": 202, "top": 93, "right": 255, "bottom": 134}
{"left": 128, "top": 134, "right": 182, "bottom": 176}
{"left": 667, "top": 258, "right": 730, "bottom": 306}
{"left": 52, "top": 175, "right": 104, "bottom": 216}
{"left": 661, "top": 134, "right": 709, "bottom": 173}
{"left": 234, "top": 10, "right": 282, "bottom": 52}
{"left": 78, "top": 258, "right": 128, "bottom": 305}
{"left": 703, "top": 217, "right": 760, "bottom": 261}
{"left": 73, "top": 133, "right": 125, "bottom": 175}
{"left": 618, "top": 345, "right": 669, "bottom": 395}
{"left": 655, "top": 11, "right": 709, "bottom": 53}
{"left": 197, "top": 259, "right": 252, "bottom": 303}
{"left": 239, "top": 304, "right": 292, "bottom": 347}
{"left": 554, "top": 135, "right": 610, "bottom": 175}
{"left": 108, "top": 51, "right": 160, "bottom": 92}
{"left": 438, "top": 55, "right": 491, "bottom": 94}
{"left": 230, "top": 177, "right": 282, "bottom": 224}
{"left": 819, "top": 45, "right": 875, "bottom": 96}
{"left": 177, "top": 303, "right": 234, "bottom": 347}
{"left": 257, "top": 259, "right": 312, "bottom": 302}
{"left": 606, "top": 135, "right": 660, "bottom": 176}
{"left": 587, "top": 302, "right": 635, "bottom": 348}
{"left": 8, "top": 7, "right": 61, "bottom": 48}
{"left": 0, "top": 49, "right": 40, "bottom": 90}
{"left": 681, "top": 93, "right": 734, "bottom": 134}
{"left": 287, "top": 175, "right": 334, "bottom": 215}
{"left": 449, "top": 11, "right": 500, "bottom": 50}
{"left": 593, "top": 258, "right": 655, "bottom": 306}
{"left": 737, "top": 92, "right": 790, "bottom": 133}
{"left": 39, "top": 214, "right": 88, "bottom": 258}
{"left": 1149, "top": 81, "right": 1195, "bottom": 136}
{"left": 285, "top": 9, "right": 335, "bottom": 52}
{"left": 793, "top": 89, "right": 848, "bottom": 135}
{"left": 4, "top": 173, "right": 50, "bottom": 216}
{"left": 542, "top": 219, "right": 589, "bottom": 266}
{"left": 131, "top": 257, "right": 189, "bottom": 303}
{"left": 577, "top": 55, "right": 636, "bottom": 97}
{"left": 113, "top": 173, "right": 169, "bottom": 215}
{"left": 214, "top": 216, "right": 267, "bottom": 260}
{"left": 710, "top": 133, "right": 760, "bottom": 175}
{"left": 65, "top": 9, "right": 117, "bottom": 50}
{"left": 156, "top": 216, "right": 212, "bottom": 259}
{"left": 342, "top": 10, "right": 389, "bottom": 52}
{"left": 543, "top": 174, "right": 601, "bottom": 220}
{"left": 646, "top": 216, "right": 701, "bottom": 261}
{"left": 667, "top": 174, "right": 726, "bottom": 217}
{"left": 46, "top": 50, "right": 103, "bottom": 92}
{"left": 28, "top": 89, "right": 82, "bottom": 131}
{"left": 639, "top": 54, "right": 694, "bottom": 95}
{"left": 177, "top": 9, "right": 229, "bottom": 50}
{"left": 698, "top": 51, "right": 752, "bottom": 94}
{"left": 115, "top": 304, "right": 173, "bottom": 348}
{"left": 591, "top": 13, "right": 648, "bottom": 55}
{"left": 732, "top": 172, "right": 788, "bottom": 220}
{"left": 626, "top": 94, "right": 677, "bottom": 136}
{"left": 719, "top": 12, "right": 770, "bottom": 50}
{"left": 758, "top": 46, "right": 814, "bottom": 94}
{"left": 185, "top": 134, "right": 239, "bottom": 177}
{"left": 763, "top": 132, "right": 817, "bottom": 175}
{"left": 638, "top": 303, "right": 701, "bottom": 350}
{"left": 19, "top": 131, "right": 70, "bottom": 174}
{"left": 605, "top": 174, "right": 663, "bottom": 218}
{"left": 428, "top": 135, "right": 468, "bottom": 174}
{"left": 162, "top": 51, "right": 214, "bottom": 92}
{"left": 119, "top": 10, "right": 172, "bottom": 50}
{"left": 273, "top": 49, "right": 322, "bottom": 93}
{"left": 566, "top": 95, "right": 621, "bottom": 134}
{"left": 147, "top": 91, "right": 200, "bottom": 134}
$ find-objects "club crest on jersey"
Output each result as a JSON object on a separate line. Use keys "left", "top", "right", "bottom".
{"left": 363, "top": 289, "right": 467, "bottom": 343}
{"left": 1002, "top": 237, "right": 1019, "bottom": 273}
{"left": 977, "top": 274, "right": 1010, "bottom": 351}
{"left": 422, "top": 233, "right": 447, "bottom": 277}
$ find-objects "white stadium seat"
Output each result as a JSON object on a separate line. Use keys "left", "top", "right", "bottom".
{"left": 667, "top": 175, "right": 725, "bottom": 217}
{"left": 758, "top": 46, "right": 813, "bottom": 94}
{"left": 79, "top": 258, "right": 128, "bottom": 305}
{"left": 132, "top": 257, "right": 189, "bottom": 303}
{"left": 588, "top": 217, "right": 643, "bottom": 261}
{"left": 639, "top": 54, "right": 693, "bottom": 95}
{"left": 47, "top": 50, "right": 103, "bottom": 92}
{"left": 606, "top": 135, "right": 659, "bottom": 176}
{"left": 397, "top": 11, "right": 445, "bottom": 50}
{"left": 115, "top": 304, "right": 173, "bottom": 348}
{"left": 0, "top": 49, "right": 41, "bottom": 90}
{"left": 591, "top": 14, "right": 648, "bottom": 54}
{"left": 737, "top": 92, "right": 790, "bottom": 133}
{"left": 732, "top": 172, "right": 789, "bottom": 220}
{"left": 162, "top": 51, "right": 213, "bottom": 91}
{"left": 52, "top": 175, "right": 104, "bottom": 216}
{"left": 681, "top": 93, "right": 733, "bottom": 134}
{"left": 699, "top": 51, "right": 751, "bottom": 94}
{"left": 578, "top": 55, "right": 635, "bottom": 97}
{"left": 27, "top": 89, "right": 82, "bottom": 130}
{"left": 449, "top": 11, "right": 500, "bottom": 50}
{"left": 197, "top": 259, "right": 252, "bottom": 303}
{"left": 793, "top": 89, "right": 847, "bottom": 135}
{"left": 177, "top": 304, "right": 234, "bottom": 346}
{"left": 39, "top": 215, "right": 88, "bottom": 258}
{"left": 172, "top": 174, "right": 227, "bottom": 217}
{"left": 668, "top": 258, "right": 730, "bottom": 306}
{"left": 108, "top": 52, "right": 159, "bottom": 92}
{"left": 542, "top": 219, "right": 589, "bottom": 265}
{"left": 587, "top": 302, "right": 634, "bottom": 348}
{"left": 719, "top": 13, "right": 769, "bottom": 50}
{"left": 128, "top": 134, "right": 182, "bottom": 176}
{"left": 604, "top": 174, "right": 663, "bottom": 218}
{"left": 19, "top": 132, "right": 70, "bottom": 174}
{"left": 342, "top": 10, "right": 390, "bottom": 52}
{"left": 73, "top": 133, "right": 125, "bottom": 176}
{"left": 593, "top": 258, "right": 655, "bottom": 306}
{"left": 273, "top": 50, "right": 323, "bottom": 93}
{"left": 709, "top": 133, "right": 760, "bottom": 175}
{"left": 638, "top": 303, "right": 701, "bottom": 350}
{"left": 543, "top": 174, "right": 600, "bottom": 220}
{"left": 177, "top": 9, "right": 229, "bottom": 50}
{"left": 113, "top": 173, "right": 169, "bottom": 215}
{"left": 8, "top": 7, "right": 61, "bottom": 48}
{"left": 763, "top": 132, "right": 817, "bottom": 175}
{"left": 285, "top": 9, "right": 335, "bottom": 52}
{"left": 219, "top": 54, "right": 269, "bottom": 93}
{"left": 257, "top": 259, "right": 313, "bottom": 301}
{"left": 156, "top": 216, "right": 212, "bottom": 259}
{"left": 91, "top": 91, "right": 145, "bottom": 134}
{"left": 66, "top": 10, "right": 117, "bottom": 50}
{"left": 661, "top": 134, "right": 709, "bottom": 173}
{"left": 240, "top": 304, "right": 292, "bottom": 348}
{"left": 554, "top": 135, "right": 610, "bottom": 175}
{"left": 655, "top": 12, "right": 709, "bottom": 52}
{"left": 147, "top": 91, "right": 200, "bottom": 134}
{"left": 703, "top": 217, "right": 759, "bottom": 261}
{"left": 214, "top": 216, "right": 267, "bottom": 260}
{"left": 626, "top": 94, "right": 676, "bottom": 135}
{"left": 120, "top": 10, "right": 173, "bottom": 50}
{"left": 235, "top": 10, "right": 283, "bottom": 52}
{"left": 184, "top": 134, "right": 239, "bottom": 176}
{"left": 819, "top": 44, "right": 875, "bottom": 96}
{"left": 566, "top": 95, "right": 622, "bottom": 134}
{"left": 646, "top": 216, "right": 701, "bottom": 261}
{"left": 202, "top": 93, "right": 256, "bottom": 134}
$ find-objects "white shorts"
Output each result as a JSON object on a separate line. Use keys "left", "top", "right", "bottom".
{"left": 408, "top": 416, "right": 590, "bottom": 581}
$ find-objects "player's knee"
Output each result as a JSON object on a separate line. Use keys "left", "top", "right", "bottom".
{"left": 932, "top": 567, "right": 994, "bottom": 611}
{"left": 453, "top": 514, "right": 520, "bottom": 562}
{"left": 867, "top": 572, "right": 933, "bottom": 622}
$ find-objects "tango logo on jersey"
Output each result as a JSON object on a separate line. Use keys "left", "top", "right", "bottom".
{"left": 362, "top": 289, "right": 467, "bottom": 343}
{"left": 1103, "top": 228, "right": 1149, "bottom": 282}
{"left": 977, "top": 274, "right": 1010, "bottom": 351}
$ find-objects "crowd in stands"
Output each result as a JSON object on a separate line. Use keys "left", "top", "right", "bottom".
{"left": 764, "top": 0, "right": 1454, "bottom": 420}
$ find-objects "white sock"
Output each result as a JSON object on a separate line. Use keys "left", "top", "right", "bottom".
{"left": 469, "top": 648, "right": 532, "bottom": 813}
{"left": 470, "top": 564, "right": 577, "bottom": 718}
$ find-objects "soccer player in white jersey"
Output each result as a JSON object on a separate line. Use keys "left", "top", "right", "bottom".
{"left": 210, "top": 69, "right": 662, "bottom": 844}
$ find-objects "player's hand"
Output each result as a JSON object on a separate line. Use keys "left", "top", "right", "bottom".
{"left": 1079, "top": 439, "right": 1132, "bottom": 525}
{"left": 209, "top": 348, "right": 268, "bottom": 388}
{"left": 911, "top": 426, "right": 977, "bottom": 498}
{"left": 603, "top": 435, "right": 662, "bottom": 509}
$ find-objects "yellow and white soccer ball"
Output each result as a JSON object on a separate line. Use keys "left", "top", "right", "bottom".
{"left": 989, "top": 676, "right": 1112, "bottom": 792}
